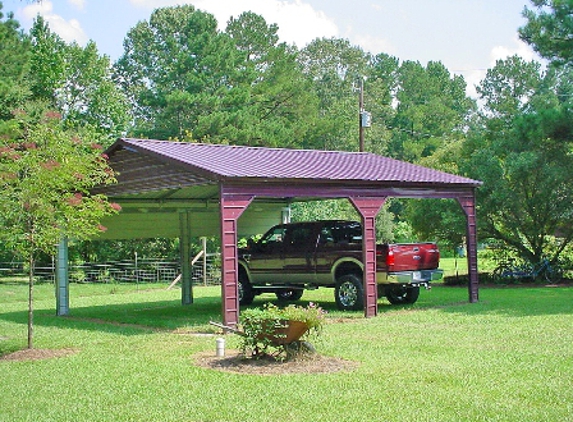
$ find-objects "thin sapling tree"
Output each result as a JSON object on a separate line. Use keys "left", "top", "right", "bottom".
{"left": 0, "top": 112, "right": 120, "bottom": 348}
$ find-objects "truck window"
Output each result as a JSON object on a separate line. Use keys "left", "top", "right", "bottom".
{"left": 260, "top": 226, "right": 286, "bottom": 245}
{"left": 285, "top": 226, "right": 313, "bottom": 247}
{"left": 330, "top": 222, "right": 362, "bottom": 244}
{"left": 320, "top": 227, "right": 335, "bottom": 244}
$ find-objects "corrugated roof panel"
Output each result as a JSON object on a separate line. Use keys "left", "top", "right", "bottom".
{"left": 114, "top": 138, "right": 481, "bottom": 186}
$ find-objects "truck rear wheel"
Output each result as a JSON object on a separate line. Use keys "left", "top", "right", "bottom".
{"left": 238, "top": 273, "right": 255, "bottom": 306}
{"left": 335, "top": 274, "right": 364, "bottom": 311}
{"left": 275, "top": 289, "right": 304, "bottom": 302}
{"left": 385, "top": 285, "right": 420, "bottom": 305}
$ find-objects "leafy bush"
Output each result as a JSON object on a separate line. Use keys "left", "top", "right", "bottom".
{"left": 239, "top": 303, "right": 325, "bottom": 360}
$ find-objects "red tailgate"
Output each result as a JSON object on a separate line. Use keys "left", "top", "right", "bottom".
{"left": 385, "top": 243, "right": 440, "bottom": 272}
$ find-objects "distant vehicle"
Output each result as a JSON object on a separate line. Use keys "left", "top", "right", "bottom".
{"left": 238, "top": 220, "right": 443, "bottom": 311}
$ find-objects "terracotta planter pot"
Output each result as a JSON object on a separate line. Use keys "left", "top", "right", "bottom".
{"left": 259, "top": 320, "right": 309, "bottom": 345}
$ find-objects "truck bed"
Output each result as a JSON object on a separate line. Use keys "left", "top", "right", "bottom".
{"left": 379, "top": 243, "right": 441, "bottom": 272}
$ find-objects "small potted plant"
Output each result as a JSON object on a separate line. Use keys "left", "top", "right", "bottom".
{"left": 239, "top": 303, "right": 326, "bottom": 360}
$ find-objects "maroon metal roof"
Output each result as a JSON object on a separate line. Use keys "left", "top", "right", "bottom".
{"left": 111, "top": 138, "right": 481, "bottom": 187}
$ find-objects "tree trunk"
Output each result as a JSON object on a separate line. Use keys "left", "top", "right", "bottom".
{"left": 28, "top": 254, "right": 34, "bottom": 349}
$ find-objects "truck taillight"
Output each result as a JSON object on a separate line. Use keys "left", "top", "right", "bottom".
{"left": 386, "top": 248, "right": 395, "bottom": 267}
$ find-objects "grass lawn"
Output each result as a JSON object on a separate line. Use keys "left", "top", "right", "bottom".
{"left": 1, "top": 281, "right": 572, "bottom": 422}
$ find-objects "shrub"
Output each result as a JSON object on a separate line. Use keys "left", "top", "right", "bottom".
{"left": 239, "top": 303, "right": 325, "bottom": 360}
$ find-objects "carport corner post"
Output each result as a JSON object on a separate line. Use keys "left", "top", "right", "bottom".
{"left": 179, "top": 210, "right": 193, "bottom": 305}
{"left": 456, "top": 191, "right": 479, "bottom": 303}
{"left": 348, "top": 196, "right": 387, "bottom": 318}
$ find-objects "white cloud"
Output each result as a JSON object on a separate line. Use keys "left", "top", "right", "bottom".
{"left": 490, "top": 36, "right": 538, "bottom": 65}
{"left": 22, "top": 1, "right": 88, "bottom": 45}
{"left": 129, "top": 0, "right": 338, "bottom": 47}
{"left": 463, "top": 69, "right": 487, "bottom": 100}
{"left": 68, "top": 0, "right": 86, "bottom": 11}
{"left": 351, "top": 33, "right": 394, "bottom": 55}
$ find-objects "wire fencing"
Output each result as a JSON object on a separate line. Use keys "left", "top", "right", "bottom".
{"left": 0, "top": 253, "right": 223, "bottom": 286}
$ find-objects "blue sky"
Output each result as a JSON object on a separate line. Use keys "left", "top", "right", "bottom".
{"left": 4, "top": 0, "right": 540, "bottom": 97}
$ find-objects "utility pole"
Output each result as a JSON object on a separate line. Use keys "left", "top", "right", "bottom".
{"left": 359, "top": 78, "right": 364, "bottom": 152}
{"left": 358, "top": 78, "right": 371, "bottom": 152}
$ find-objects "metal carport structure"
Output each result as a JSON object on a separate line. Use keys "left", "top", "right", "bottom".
{"left": 56, "top": 138, "right": 482, "bottom": 326}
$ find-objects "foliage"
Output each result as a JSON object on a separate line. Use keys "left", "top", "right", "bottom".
{"left": 406, "top": 198, "right": 466, "bottom": 250}
{"left": 29, "top": 17, "right": 129, "bottom": 141}
{"left": 2, "top": 2, "right": 573, "bottom": 282}
{"left": 298, "top": 37, "right": 371, "bottom": 151}
{"left": 463, "top": 56, "right": 573, "bottom": 264}
{"left": 0, "top": 113, "right": 119, "bottom": 347}
{"left": 520, "top": 0, "right": 573, "bottom": 65}
{"left": 0, "top": 116, "right": 119, "bottom": 256}
{"left": 389, "top": 60, "right": 476, "bottom": 162}
{"left": 239, "top": 302, "right": 325, "bottom": 359}
{"left": 404, "top": 139, "right": 469, "bottom": 246}
{"left": 291, "top": 199, "right": 396, "bottom": 242}
{"left": 114, "top": 5, "right": 241, "bottom": 140}
{"left": 115, "top": 6, "right": 317, "bottom": 146}
{"left": 72, "top": 238, "right": 180, "bottom": 263}
{"left": 0, "top": 5, "right": 31, "bottom": 129}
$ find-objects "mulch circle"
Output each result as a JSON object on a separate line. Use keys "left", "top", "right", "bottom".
{"left": 0, "top": 348, "right": 79, "bottom": 362}
{"left": 193, "top": 350, "right": 360, "bottom": 375}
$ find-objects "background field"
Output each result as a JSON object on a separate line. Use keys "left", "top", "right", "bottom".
{"left": 1, "top": 281, "right": 572, "bottom": 422}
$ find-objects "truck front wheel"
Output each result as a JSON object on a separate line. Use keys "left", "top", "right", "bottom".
{"left": 385, "top": 285, "right": 420, "bottom": 305}
{"left": 238, "top": 273, "right": 255, "bottom": 306}
{"left": 335, "top": 274, "right": 364, "bottom": 311}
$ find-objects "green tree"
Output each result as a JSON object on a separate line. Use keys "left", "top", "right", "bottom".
{"left": 0, "top": 113, "right": 119, "bottom": 348}
{"left": 388, "top": 61, "right": 475, "bottom": 241}
{"left": 298, "top": 38, "right": 370, "bottom": 151}
{"left": 115, "top": 5, "right": 244, "bottom": 141}
{"left": 29, "top": 16, "right": 129, "bottom": 140}
{"left": 476, "top": 55, "right": 542, "bottom": 124}
{"left": 390, "top": 60, "right": 475, "bottom": 162}
{"left": 116, "top": 7, "right": 316, "bottom": 147}
{"left": 0, "top": 4, "right": 31, "bottom": 136}
{"left": 463, "top": 57, "right": 573, "bottom": 263}
{"left": 406, "top": 139, "right": 469, "bottom": 249}
{"left": 223, "top": 12, "right": 318, "bottom": 147}
{"left": 363, "top": 53, "right": 400, "bottom": 156}
{"left": 520, "top": 0, "right": 573, "bottom": 65}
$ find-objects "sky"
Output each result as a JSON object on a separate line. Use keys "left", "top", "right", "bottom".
{"left": 3, "top": 0, "right": 542, "bottom": 97}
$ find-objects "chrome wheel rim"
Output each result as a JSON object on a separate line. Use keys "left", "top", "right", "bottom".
{"left": 339, "top": 281, "right": 357, "bottom": 307}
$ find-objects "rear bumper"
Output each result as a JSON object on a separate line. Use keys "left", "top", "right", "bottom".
{"left": 378, "top": 269, "right": 443, "bottom": 285}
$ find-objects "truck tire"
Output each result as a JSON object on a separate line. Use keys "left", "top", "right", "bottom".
{"left": 385, "top": 285, "right": 420, "bottom": 305}
{"left": 238, "top": 273, "right": 255, "bottom": 306}
{"left": 335, "top": 274, "right": 364, "bottom": 311}
{"left": 275, "top": 289, "right": 304, "bottom": 302}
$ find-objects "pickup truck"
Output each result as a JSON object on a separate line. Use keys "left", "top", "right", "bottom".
{"left": 237, "top": 220, "right": 443, "bottom": 311}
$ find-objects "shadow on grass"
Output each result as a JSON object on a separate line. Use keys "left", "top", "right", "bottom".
{"left": 1, "top": 285, "right": 570, "bottom": 336}
{"left": 0, "top": 296, "right": 225, "bottom": 336}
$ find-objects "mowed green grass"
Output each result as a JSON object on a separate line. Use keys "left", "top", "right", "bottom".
{"left": 1, "top": 282, "right": 572, "bottom": 422}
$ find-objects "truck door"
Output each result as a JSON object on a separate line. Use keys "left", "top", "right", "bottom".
{"left": 247, "top": 225, "right": 286, "bottom": 283}
{"left": 315, "top": 221, "right": 362, "bottom": 283}
{"left": 281, "top": 224, "right": 318, "bottom": 284}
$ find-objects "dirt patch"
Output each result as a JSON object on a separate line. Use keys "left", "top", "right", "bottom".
{"left": 193, "top": 350, "right": 359, "bottom": 375}
{"left": 0, "top": 348, "right": 79, "bottom": 362}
